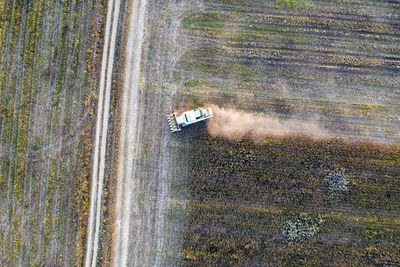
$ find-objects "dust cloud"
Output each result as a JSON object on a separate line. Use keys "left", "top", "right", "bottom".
{"left": 207, "top": 105, "right": 328, "bottom": 140}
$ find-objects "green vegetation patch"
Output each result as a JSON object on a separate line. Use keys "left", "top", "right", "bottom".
{"left": 275, "top": 0, "right": 314, "bottom": 9}
{"left": 184, "top": 79, "right": 202, "bottom": 87}
{"left": 183, "top": 11, "right": 225, "bottom": 29}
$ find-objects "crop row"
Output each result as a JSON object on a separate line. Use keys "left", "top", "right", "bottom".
{"left": 177, "top": 0, "right": 400, "bottom": 142}
{"left": 0, "top": 0, "right": 105, "bottom": 265}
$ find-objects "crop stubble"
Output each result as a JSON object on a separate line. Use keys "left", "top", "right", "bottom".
{"left": 179, "top": 0, "right": 400, "bottom": 142}
{"left": 0, "top": 0, "right": 106, "bottom": 265}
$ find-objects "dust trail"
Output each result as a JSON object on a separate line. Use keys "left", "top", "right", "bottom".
{"left": 208, "top": 105, "right": 328, "bottom": 140}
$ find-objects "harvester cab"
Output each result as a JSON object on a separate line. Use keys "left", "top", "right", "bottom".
{"left": 167, "top": 107, "right": 213, "bottom": 132}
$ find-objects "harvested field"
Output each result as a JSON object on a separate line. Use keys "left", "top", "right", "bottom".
{"left": 0, "top": 0, "right": 106, "bottom": 265}
{"left": 178, "top": 0, "right": 400, "bottom": 143}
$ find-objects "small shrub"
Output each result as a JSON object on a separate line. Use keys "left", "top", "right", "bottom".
{"left": 282, "top": 212, "right": 324, "bottom": 242}
{"left": 325, "top": 167, "right": 348, "bottom": 194}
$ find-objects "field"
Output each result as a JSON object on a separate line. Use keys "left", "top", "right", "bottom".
{"left": 101, "top": 0, "right": 400, "bottom": 264}
{"left": 177, "top": 0, "right": 400, "bottom": 142}
{"left": 181, "top": 128, "right": 400, "bottom": 265}
{"left": 0, "top": 0, "right": 106, "bottom": 265}
{"left": 0, "top": 0, "right": 399, "bottom": 265}
{"left": 172, "top": 0, "right": 400, "bottom": 265}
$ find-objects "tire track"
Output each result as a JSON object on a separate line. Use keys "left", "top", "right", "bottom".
{"left": 84, "top": 0, "right": 121, "bottom": 266}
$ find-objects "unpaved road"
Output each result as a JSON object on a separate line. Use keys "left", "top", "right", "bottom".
{"left": 112, "top": 0, "right": 147, "bottom": 265}
{"left": 85, "top": 0, "right": 122, "bottom": 266}
{"left": 112, "top": 0, "right": 197, "bottom": 266}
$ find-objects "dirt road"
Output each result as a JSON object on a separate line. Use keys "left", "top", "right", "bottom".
{"left": 111, "top": 0, "right": 198, "bottom": 265}
{"left": 112, "top": 0, "right": 147, "bottom": 265}
{"left": 85, "top": 0, "right": 122, "bottom": 266}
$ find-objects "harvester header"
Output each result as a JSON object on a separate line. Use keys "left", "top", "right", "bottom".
{"left": 167, "top": 107, "right": 213, "bottom": 132}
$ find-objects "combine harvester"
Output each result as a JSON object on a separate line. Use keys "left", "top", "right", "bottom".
{"left": 167, "top": 107, "right": 213, "bottom": 132}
